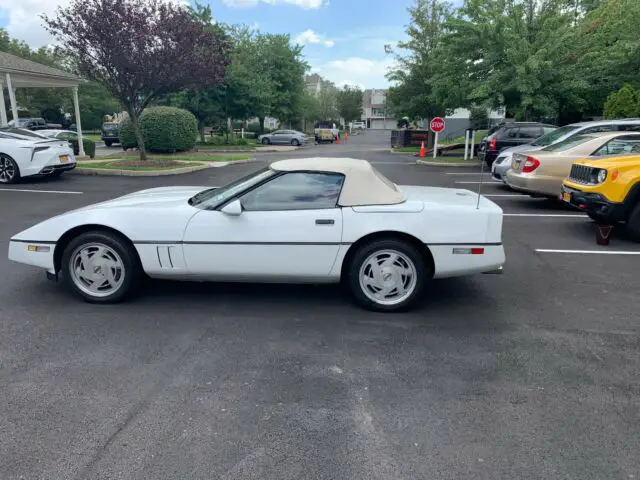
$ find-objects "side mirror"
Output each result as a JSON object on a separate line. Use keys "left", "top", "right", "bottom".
{"left": 220, "top": 199, "right": 242, "bottom": 216}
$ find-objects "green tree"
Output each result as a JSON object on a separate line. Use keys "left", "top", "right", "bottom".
{"left": 386, "top": 0, "right": 451, "bottom": 125}
{"left": 603, "top": 84, "right": 640, "bottom": 119}
{"left": 336, "top": 85, "right": 363, "bottom": 125}
{"left": 315, "top": 80, "right": 339, "bottom": 121}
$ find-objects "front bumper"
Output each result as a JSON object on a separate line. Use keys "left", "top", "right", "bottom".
{"left": 560, "top": 185, "right": 626, "bottom": 222}
{"left": 8, "top": 240, "right": 56, "bottom": 273}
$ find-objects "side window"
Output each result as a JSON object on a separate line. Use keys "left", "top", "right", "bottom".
{"left": 592, "top": 137, "right": 640, "bottom": 156}
{"left": 502, "top": 128, "right": 518, "bottom": 139}
{"left": 519, "top": 127, "right": 542, "bottom": 139}
{"left": 582, "top": 125, "right": 616, "bottom": 134}
{"left": 240, "top": 172, "right": 345, "bottom": 211}
{"left": 542, "top": 127, "right": 556, "bottom": 135}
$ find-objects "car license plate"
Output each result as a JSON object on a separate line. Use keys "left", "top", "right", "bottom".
{"left": 60, "top": 155, "right": 69, "bottom": 164}
{"left": 562, "top": 192, "right": 571, "bottom": 202}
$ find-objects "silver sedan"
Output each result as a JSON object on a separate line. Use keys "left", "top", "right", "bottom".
{"left": 258, "top": 129, "right": 308, "bottom": 146}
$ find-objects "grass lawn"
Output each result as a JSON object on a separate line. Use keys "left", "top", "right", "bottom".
{"left": 83, "top": 134, "right": 103, "bottom": 143}
{"left": 78, "top": 154, "right": 252, "bottom": 171}
{"left": 196, "top": 144, "right": 256, "bottom": 151}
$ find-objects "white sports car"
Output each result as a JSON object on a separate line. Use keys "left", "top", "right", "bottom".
{"left": 0, "top": 127, "right": 76, "bottom": 184}
{"left": 8, "top": 157, "right": 505, "bottom": 311}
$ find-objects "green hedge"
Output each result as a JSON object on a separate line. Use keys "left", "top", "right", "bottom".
{"left": 70, "top": 138, "right": 96, "bottom": 159}
{"left": 118, "top": 118, "right": 138, "bottom": 150}
{"left": 117, "top": 107, "right": 198, "bottom": 153}
{"left": 207, "top": 135, "right": 251, "bottom": 146}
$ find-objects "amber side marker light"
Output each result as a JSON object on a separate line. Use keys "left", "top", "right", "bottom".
{"left": 610, "top": 169, "right": 619, "bottom": 181}
{"left": 27, "top": 245, "right": 50, "bottom": 253}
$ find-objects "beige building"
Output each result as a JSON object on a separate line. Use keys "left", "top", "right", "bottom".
{"left": 361, "top": 89, "right": 390, "bottom": 129}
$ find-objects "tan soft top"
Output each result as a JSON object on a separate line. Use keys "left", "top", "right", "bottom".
{"left": 270, "top": 157, "right": 407, "bottom": 206}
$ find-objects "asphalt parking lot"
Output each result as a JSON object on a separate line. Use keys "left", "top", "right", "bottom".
{"left": 1, "top": 133, "right": 638, "bottom": 480}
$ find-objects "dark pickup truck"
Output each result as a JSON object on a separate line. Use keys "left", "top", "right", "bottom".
{"left": 9, "top": 117, "right": 62, "bottom": 131}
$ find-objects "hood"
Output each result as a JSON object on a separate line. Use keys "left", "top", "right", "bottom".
{"left": 574, "top": 154, "right": 640, "bottom": 169}
{"left": 70, "top": 186, "right": 212, "bottom": 213}
{"left": 399, "top": 185, "right": 502, "bottom": 211}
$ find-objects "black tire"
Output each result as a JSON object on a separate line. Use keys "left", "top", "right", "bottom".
{"left": 626, "top": 202, "right": 640, "bottom": 242}
{"left": 61, "top": 231, "right": 143, "bottom": 304}
{"left": 0, "top": 154, "right": 21, "bottom": 184}
{"left": 345, "top": 238, "right": 429, "bottom": 312}
{"left": 291, "top": 139, "right": 300, "bottom": 146}
{"left": 261, "top": 138, "right": 270, "bottom": 145}
{"left": 105, "top": 141, "right": 113, "bottom": 147}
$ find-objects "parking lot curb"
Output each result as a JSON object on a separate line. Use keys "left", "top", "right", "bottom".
{"left": 416, "top": 159, "right": 482, "bottom": 167}
{"left": 71, "top": 158, "right": 258, "bottom": 176}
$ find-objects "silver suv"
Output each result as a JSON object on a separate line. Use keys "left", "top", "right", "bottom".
{"left": 491, "top": 119, "right": 640, "bottom": 182}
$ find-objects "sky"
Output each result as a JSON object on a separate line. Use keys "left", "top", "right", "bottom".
{"left": 0, "top": 0, "right": 416, "bottom": 90}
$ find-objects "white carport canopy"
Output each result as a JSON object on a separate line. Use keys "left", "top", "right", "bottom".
{"left": 0, "top": 51, "right": 87, "bottom": 156}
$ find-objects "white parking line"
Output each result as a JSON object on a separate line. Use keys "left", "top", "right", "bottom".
{"left": 504, "top": 213, "right": 587, "bottom": 218}
{"left": 536, "top": 249, "right": 640, "bottom": 255}
{"left": 483, "top": 194, "right": 526, "bottom": 197}
{"left": 0, "top": 188, "right": 83, "bottom": 195}
{"left": 445, "top": 172, "right": 486, "bottom": 175}
{"left": 455, "top": 181, "right": 503, "bottom": 184}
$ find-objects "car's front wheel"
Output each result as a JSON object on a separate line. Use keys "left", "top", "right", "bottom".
{"left": 61, "top": 231, "right": 143, "bottom": 303}
{"left": 291, "top": 139, "right": 300, "bottom": 146}
{"left": 105, "top": 141, "right": 113, "bottom": 147}
{"left": 261, "top": 138, "right": 270, "bottom": 145}
{"left": 346, "top": 239, "right": 429, "bottom": 312}
{"left": 0, "top": 154, "right": 21, "bottom": 184}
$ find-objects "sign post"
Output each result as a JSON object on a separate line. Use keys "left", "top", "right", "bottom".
{"left": 430, "top": 117, "right": 446, "bottom": 159}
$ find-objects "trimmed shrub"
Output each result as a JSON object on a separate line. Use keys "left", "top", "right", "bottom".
{"left": 70, "top": 138, "right": 96, "bottom": 158}
{"left": 206, "top": 135, "right": 250, "bottom": 146}
{"left": 140, "top": 106, "right": 198, "bottom": 153}
{"left": 604, "top": 84, "right": 640, "bottom": 119}
{"left": 118, "top": 118, "right": 138, "bottom": 150}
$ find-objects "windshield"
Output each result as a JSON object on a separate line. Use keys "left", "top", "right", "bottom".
{"left": 540, "top": 135, "right": 592, "bottom": 152}
{"left": 103, "top": 123, "right": 118, "bottom": 131}
{"left": 530, "top": 125, "right": 579, "bottom": 146}
{"left": 0, "top": 127, "right": 48, "bottom": 139}
{"left": 189, "top": 166, "right": 276, "bottom": 209}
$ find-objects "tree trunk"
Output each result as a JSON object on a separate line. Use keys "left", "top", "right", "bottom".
{"left": 259, "top": 116, "right": 265, "bottom": 134}
{"left": 199, "top": 119, "right": 205, "bottom": 143}
{"left": 128, "top": 106, "right": 147, "bottom": 161}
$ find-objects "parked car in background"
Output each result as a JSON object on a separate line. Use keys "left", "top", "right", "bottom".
{"left": 352, "top": 121, "right": 366, "bottom": 130}
{"left": 38, "top": 129, "right": 81, "bottom": 155}
{"left": 258, "top": 129, "right": 308, "bottom": 146}
{"left": 0, "top": 127, "right": 76, "bottom": 184}
{"left": 491, "top": 119, "right": 640, "bottom": 182}
{"left": 101, "top": 122, "right": 120, "bottom": 147}
{"left": 505, "top": 132, "right": 640, "bottom": 198}
{"left": 8, "top": 117, "right": 63, "bottom": 131}
{"left": 479, "top": 122, "right": 557, "bottom": 167}
{"left": 561, "top": 153, "right": 640, "bottom": 241}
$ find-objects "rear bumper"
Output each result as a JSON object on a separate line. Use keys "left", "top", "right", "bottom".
{"left": 506, "top": 171, "right": 559, "bottom": 197}
{"left": 429, "top": 244, "right": 505, "bottom": 279}
{"left": 560, "top": 185, "right": 626, "bottom": 223}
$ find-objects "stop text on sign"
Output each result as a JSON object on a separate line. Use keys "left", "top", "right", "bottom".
{"left": 430, "top": 117, "right": 445, "bottom": 133}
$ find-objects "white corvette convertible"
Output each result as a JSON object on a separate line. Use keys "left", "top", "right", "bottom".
{"left": 8, "top": 157, "right": 505, "bottom": 311}
{"left": 0, "top": 127, "right": 76, "bottom": 184}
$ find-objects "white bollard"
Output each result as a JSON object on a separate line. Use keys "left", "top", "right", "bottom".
{"left": 464, "top": 130, "right": 470, "bottom": 160}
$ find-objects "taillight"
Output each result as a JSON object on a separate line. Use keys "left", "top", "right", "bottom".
{"left": 488, "top": 137, "right": 497, "bottom": 151}
{"left": 522, "top": 156, "right": 540, "bottom": 173}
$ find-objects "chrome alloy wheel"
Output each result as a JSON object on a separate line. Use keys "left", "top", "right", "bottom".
{"left": 0, "top": 155, "right": 17, "bottom": 184}
{"left": 358, "top": 249, "right": 418, "bottom": 306}
{"left": 69, "top": 243, "right": 126, "bottom": 298}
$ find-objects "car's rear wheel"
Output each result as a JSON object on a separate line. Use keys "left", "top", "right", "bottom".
{"left": 346, "top": 239, "right": 428, "bottom": 312}
{"left": 261, "top": 138, "right": 270, "bottom": 145}
{"left": 626, "top": 202, "right": 640, "bottom": 242}
{"left": 0, "top": 154, "right": 21, "bottom": 184}
{"left": 105, "top": 141, "right": 113, "bottom": 147}
{"left": 291, "top": 139, "right": 300, "bottom": 146}
{"left": 61, "top": 231, "right": 143, "bottom": 303}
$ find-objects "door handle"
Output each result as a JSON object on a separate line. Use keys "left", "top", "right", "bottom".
{"left": 315, "top": 219, "right": 334, "bottom": 225}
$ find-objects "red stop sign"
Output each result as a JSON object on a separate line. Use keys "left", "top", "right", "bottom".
{"left": 430, "top": 117, "right": 445, "bottom": 133}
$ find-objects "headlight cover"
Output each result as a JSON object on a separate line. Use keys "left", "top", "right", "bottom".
{"left": 596, "top": 169, "right": 607, "bottom": 184}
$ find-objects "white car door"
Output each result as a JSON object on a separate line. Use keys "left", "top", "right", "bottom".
{"left": 182, "top": 171, "right": 345, "bottom": 280}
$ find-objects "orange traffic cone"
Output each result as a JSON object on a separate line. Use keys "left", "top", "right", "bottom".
{"left": 336, "top": 133, "right": 340, "bottom": 144}
{"left": 344, "top": 132, "right": 349, "bottom": 143}
{"left": 419, "top": 141, "right": 426, "bottom": 158}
